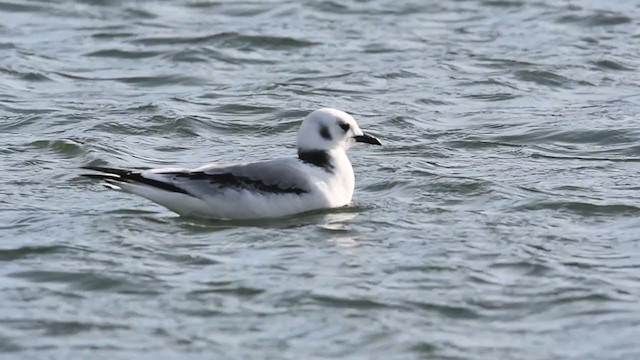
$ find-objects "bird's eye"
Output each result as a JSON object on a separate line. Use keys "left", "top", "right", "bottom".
{"left": 339, "top": 123, "right": 350, "bottom": 132}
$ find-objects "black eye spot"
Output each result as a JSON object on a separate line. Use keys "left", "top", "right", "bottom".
{"left": 339, "top": 123, "right": 350, "bottom": 132}
{"left": 319, "top": 125, "right": 332, "bottom": 140}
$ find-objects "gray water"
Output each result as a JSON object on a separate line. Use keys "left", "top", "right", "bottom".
{"left": 2, "top": 0, "right": 640, "bottom": 359}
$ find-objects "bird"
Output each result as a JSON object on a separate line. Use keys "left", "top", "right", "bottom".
{"left": 82, "top": 107, "right": 382, "bottom": 220}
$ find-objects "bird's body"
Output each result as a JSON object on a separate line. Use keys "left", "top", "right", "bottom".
{"left": 82, "top": 108, "right": 381, "bottom": 220}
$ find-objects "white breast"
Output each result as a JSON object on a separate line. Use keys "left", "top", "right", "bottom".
{"left": 318, "top": 149, "right": 355, "bottom": 208}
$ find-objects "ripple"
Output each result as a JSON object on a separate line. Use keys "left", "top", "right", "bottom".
{"left": 0, "top": 67, "right": 52, "bottom": 82}
{"left": 131, "top": 32, "right": 317, "bottom": 50}
{"left": 209, "top": 104, "right": 277, "bottom": 115}
{"left": 124, "top": 7, "right": 157, "bottom": 19}
{"left": 310, "top": 1, "right": 351, "bottom": 14}
{"left": 482, "top": 0, "right": 524, "bottom": 7}
{"left": 188, "top": 282, "right": 265, "bottom": 298}
{"left": 410, "top": 342, "right": 437, "bottom": 355}
{"left": 459, "top": 79, "right": 520, "bottom": 90}
{"left": 0, "top": 114, "right": 44, "bottom": 130}
{"left": 548, "top": 291, "right": 620, "bottom": 306}
{"left": 91, "top": 32, "right": 136, "bottom": 39}
{"left": 85, "top": 49, "right": 162, "bottom": 59}
{"left": 2, "top": 319, "right": 129, "bottom": 337}
{"left": 147, "top": 115, "right": 210, "bottom": 137}
{"left": 490, "top": 128, "right": 640, "bottom": 145}
{"left": 0, "top": 335, "right": 21, "bottom": 352}
{"left": 31, "top": 139, "right": 86, "bottom": 157}
{"left": 112, "top": 74, "right": 209, "bottom": 87}
{"left": 529, "top": 152, "right": 640, "bottom": 162}
{"left": 407, "top": 300, "right": 479, "bottom": 319}
{"left": 50, "top": 72, "right": 208, "bottom": 86}
{"left": 0, "top": 1, "right": 45, "bottom": 13}
{"left": 0, "top": 245, "right": 63, "bottom": 261}
{"left": 514, "top": 70, "right": 592, "bottom": 88}
{"left": 310, "top": 293, "right": 388, "bottom": 310}
{"left": 166, "top": 50, "right": 208, "bottom": 63}
{"left": 592, "top": 59, "right": 633, "bottom": 71}
{"left": 158, "top": 252, "right": 222, "bottom": 266}
{"left": 185, "top": 2, "right": 274, "bottom": 17}
{"left": 427, "top": 177, "right": 492, "bottom": 196}
{"left": 489, "top": 261, "right": 552, "bottom": 278}
{"left": 464, "top": 93, "right": 520, "bottom": 101}
{"left": 557, "top": 13, "right": 632, "bottom": 27}
{"left": 415, "top": 98, "right": 452, "bottom": 106}
{"left": 374, "top": 70, "right": 420, "bottom": 79}
{"left": 7, "top": 270, "right": 161, "bottom": 294}
{"left": 362, "top": 180, "right": 411, "bottom": 193}
{"left": 169, "top": 48, "right": 277, "bottom": 65}
{"left": 513, "top": 201, "right": 640, "bottom": 216}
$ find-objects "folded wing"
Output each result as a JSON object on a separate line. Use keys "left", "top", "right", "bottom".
{"left": 82, "top": 158, "right": 313, "bottom": 198}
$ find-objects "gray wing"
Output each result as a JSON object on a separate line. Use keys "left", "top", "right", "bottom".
{"left": 147, "top": 158, "right": 313, "bottom": 197}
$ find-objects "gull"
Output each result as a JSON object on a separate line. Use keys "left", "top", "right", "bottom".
{"left": 82, "top": 108, "right": 382, "bottom": 220}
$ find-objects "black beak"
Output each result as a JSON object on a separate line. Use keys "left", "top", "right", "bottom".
{"left": 353, "top": 133, "right": 382, "bottom": 145}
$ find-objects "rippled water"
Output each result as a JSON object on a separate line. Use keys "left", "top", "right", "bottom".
{"left": 2, "top": 0, "right": 640, "bottom": 358}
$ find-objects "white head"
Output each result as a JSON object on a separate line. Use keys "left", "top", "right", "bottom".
{"left": 296, "top": 108, "right": 381, "bottom": 152}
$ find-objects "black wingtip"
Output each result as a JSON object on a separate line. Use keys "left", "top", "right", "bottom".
{"left": 81, "top": 166, "right": 132, "bottom": 177}
{"left": 81, "top": 165, "right": 192, "bottom": 196}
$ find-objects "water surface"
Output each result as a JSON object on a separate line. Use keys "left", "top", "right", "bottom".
{"left": 1, "top": 0, "right": 640, "bottom": 359}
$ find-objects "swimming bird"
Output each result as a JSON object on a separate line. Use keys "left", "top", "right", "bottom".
{"left": 82, "top": 108, "right": 382, "bottom": 220}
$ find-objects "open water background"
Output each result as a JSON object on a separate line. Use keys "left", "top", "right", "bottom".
{"left": 1, "top": 0, "right": 640, "bottom": 359}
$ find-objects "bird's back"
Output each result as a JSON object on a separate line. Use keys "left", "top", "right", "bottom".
{"left": 130, "top": 157, "right": 337, "bottom": 219}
